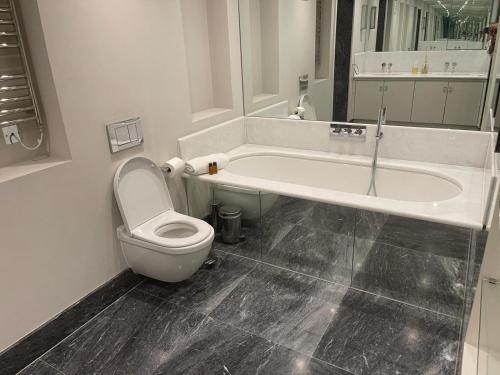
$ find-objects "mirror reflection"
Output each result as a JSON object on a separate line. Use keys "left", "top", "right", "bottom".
{"left": 239, "top": 0, "right": 499, "bottom": 130}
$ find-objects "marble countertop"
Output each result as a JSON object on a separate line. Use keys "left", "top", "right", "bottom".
{"left": 189, "top": 144, "right": 489, "bottom": 230}
{"left": 354, "top": 72, "right": 488, "bottom": 81}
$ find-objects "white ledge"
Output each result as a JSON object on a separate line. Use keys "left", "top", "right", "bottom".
{"left": 0, "top": 156, "right": 71, "bottom": 184}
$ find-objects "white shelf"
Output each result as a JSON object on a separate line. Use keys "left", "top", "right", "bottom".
{"left": 252, "top": 93, "right": 278, "bottom": 104}
{"left": 191, "top": 107, "right": 232, "bottom": 123}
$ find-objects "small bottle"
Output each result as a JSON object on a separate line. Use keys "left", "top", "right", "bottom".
{"left": 208, "top": 162, "right": 214, "bottom": 175}
{"left": 421, "top": 54, "right": 429, "bottom": 74}
{"left": 411, "top": 61, "right": 418, "bottom": 75}
{"left": 213, "top": 162, "right": 218, "bottom": 174}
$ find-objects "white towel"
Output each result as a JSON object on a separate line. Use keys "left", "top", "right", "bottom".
{"left": 184, "top": 153, "right": 229, "bottom": 176}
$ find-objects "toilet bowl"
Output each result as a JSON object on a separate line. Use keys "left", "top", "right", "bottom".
{"left": 114, "top": 157, "right": 214, "bottom": 282}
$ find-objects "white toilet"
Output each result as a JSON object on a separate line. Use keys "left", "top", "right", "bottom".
{"left": 114, "top": 157, "right": 214, "bottom": 282}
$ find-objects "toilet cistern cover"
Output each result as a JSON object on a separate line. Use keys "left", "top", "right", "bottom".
{"left": 114, "top": 157, "right": 174, "bottom": 232}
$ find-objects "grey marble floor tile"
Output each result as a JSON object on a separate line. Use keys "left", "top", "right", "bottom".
{"left": 153, "top": 317, "right": 350, "bottom": 375}
{"left": 313, "top": 290, "right": 461, "bottom": 375}
{"left": 17, "top": 361, "right": 63, "bottom": 375}
{"left": 138, "top": 251, "right": 256, "bottom": 314}
{"left": 42, "top": 289, "right": 205, "bottom": 375}
{"left": 261, "top": 220, "right": 295, "bottom": 255}
{"left": 1, "top": 269, "right": 143, "bottom": 375}
{"left": 300, "top": 202, "right": 356, "bottom": 236}
{"left": 213, "top": 219, "right": 262, "bottom": 260}
{"left": 352, "top": 238, "right": 466, "bottom": 316}
{"left": 261, "top": 345, "right": 353, "bottom": 375}
{"left": 210, "top": 263, "right": 350, "bottom": 356}
{"left": 355, "top": 210, "right": 471, "bottom": 260}
{"left": 263, "top": 224, "right": 353, "bottom": 285}
{"left": 262, "top": 196, "right": 316, "bottom": 227}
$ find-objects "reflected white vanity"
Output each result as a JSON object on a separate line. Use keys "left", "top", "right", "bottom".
{"left": 351, "top": 50, "right": 490, "bottom": 127}
{"left": 352, "top": 74, "right": 486, "bottom": 126}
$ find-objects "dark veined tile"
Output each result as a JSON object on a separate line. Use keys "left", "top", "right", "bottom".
{"left": 211, "top": 263, "right": 350, "bottom": 356}
{"left": 261, "top": 196, "right": 316, "bottom": 229}
{"left": 138, "top": 251, "right": 256, "bottom": 314}
{"left": 355, "top": 210, "right": 471, "bottom": 260}
{"left": 153, "top": 317, "right": 350, "bottom": 375}
{"left": 259, "top": 344, "right": 353, "bottom": 375}
{"left": 352, "top": 238, "right": 466, "bottom": 317}
{"left": 263, "top": 224, "right": 353, "bottom": 285}
{"left": 17, "top": 361, "right": 62, "bottom": 375}
{"left": 42, "top": 289, "right": 205, "bottom": 375}
{"left": 300, "top": 202, "right": 356, "bottom": 237}
{"left": 213, "top": 218, "right": 262, "bottom": 260}
{"left": 0, "top": 269, "right": 143, "bottom": 375}
{"left": 313, "top": 289, "right": 461, "bottom": 375}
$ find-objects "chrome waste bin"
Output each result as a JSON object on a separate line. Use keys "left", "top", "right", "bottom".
{"left": 218, "top": 205, "right": 242, "bottom": 244}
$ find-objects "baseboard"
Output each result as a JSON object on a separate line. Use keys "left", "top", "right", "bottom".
{"left": 0, "top": 269, "right": 144, "bottom": 375}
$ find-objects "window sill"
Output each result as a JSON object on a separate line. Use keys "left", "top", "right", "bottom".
{"left": 0, "top": 156, "right": 71, "bottom": 184}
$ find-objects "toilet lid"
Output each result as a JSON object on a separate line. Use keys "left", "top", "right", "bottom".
{"left": 114, "top": 157, "right": 174, "bottom": 232}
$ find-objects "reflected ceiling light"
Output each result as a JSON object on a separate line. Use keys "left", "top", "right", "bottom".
{"left": 437, "top": 0, "right": 450, "bottom": 17}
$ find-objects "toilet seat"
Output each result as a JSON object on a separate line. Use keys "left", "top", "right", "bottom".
{"left": 114, "top": 156, "right": 214, "bottom": 282}
{"left": 131, "top": 210, "right": 212, "bottom": 249}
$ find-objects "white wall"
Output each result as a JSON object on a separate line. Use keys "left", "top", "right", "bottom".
{"left": 0, "top": 0, "right": 242, "bottom": 353}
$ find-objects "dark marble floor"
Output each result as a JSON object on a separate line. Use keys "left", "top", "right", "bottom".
{"left": 19, "top": 251, "right": 462, "bottom": 375}
{"left": 213, "top": 196, "right": 478, "bottom": 318}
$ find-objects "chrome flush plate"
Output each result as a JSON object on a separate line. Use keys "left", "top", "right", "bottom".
{"left": 106, "top": 117, "right": 144, "bottom": 153}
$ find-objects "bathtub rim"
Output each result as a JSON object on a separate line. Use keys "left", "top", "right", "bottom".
{"left": 185, "top": 144, "right": 487, "bottom": 230}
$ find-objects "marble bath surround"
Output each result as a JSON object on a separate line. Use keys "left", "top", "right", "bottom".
{"left": 178, "top": 116, "right": 498, "bottom": 230}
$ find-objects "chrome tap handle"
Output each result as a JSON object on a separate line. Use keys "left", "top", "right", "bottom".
{"left": 380, "top": 106, "right": 387, "bottom": 125}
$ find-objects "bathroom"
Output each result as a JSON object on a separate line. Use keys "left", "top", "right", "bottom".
{"left": 0, "top": 0, "right": 500, "bottom": 374}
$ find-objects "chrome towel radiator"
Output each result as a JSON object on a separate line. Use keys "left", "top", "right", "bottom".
{"left": 0, "top": 0, "right": 43, "bottom": 137}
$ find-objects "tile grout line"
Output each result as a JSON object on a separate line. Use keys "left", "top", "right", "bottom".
{"left": 216, "top": 248, "right": 463, "bottom": 321}
{"left": 15, "top": 278, "right": 146, "bottom": 375}
{"left": 39, "top": 359, "right": 66, "bottom": 375}
{"left": 207, "top": 314, "right": 357, "bottom": 375}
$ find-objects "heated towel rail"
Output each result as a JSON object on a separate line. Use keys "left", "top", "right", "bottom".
{"left": 0, "top": 0, "right": 42, "bottom": 130}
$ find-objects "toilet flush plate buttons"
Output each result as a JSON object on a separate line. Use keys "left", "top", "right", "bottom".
{"left": 106, "top": 117, "right": 143, "bottom": 153}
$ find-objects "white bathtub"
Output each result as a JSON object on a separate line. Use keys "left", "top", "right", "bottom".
{"left": 193, "top": 144, "right": 487, "bottom": 229}
{"left": 226, "top": 155, "right": 462, "bottom": 203}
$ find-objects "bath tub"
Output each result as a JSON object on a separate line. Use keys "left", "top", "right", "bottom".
{"left": 192, "top": 144, "right": 487, "bottom": 229}
{"left": 226, "top": 155, "right": 462, "bottom": 203}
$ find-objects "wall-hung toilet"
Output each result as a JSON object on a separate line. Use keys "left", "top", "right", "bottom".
{"left": 114, "top": 157, "right": 214, "bottom": 282}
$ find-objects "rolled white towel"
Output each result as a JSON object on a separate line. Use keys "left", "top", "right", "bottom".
{"left": 184, "top": 153, "right": 229, "bottom": 176}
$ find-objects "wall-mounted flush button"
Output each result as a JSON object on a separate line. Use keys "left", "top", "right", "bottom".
{"left": 114, "top": 125, "right": 131, "bottom": 146}
{"left": 107, "top": 117, "right": 143, "bottom": 153}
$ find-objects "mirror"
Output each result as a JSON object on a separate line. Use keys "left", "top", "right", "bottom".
{"left": 361, "top": 0, "right": 492, "bottom": 52}
{"left": 239, "top": 0, "right": 499, "bottom": 131}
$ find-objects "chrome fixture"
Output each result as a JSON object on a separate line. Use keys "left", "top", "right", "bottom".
{"left": 387, "top": 63, "right": 393, "bottom": 73}
{"left": 299, "top": 74, "right": 309, "bottom": 93}
{"left": 0, "top": 1, "right": 43, "bottom": 130}
{"left": 106, "top": 117, "right": 144, "bottom": 153}
{"left": 352, "top": 63, "right": 360, "bottom": 76}
{"left": 330, "top": 123, "right": 366, "bottom": 139}
{"left": 445, "top": 62, "right": 450, "bottom": 72}
{"left": 452, "top": 62, "right": 457, "bottom": 73}
{"left": 381, "top": 62, "right": 387, "bottom": 73}
{"left": 367, "top": 107, "right": 386, "bottom": 196}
